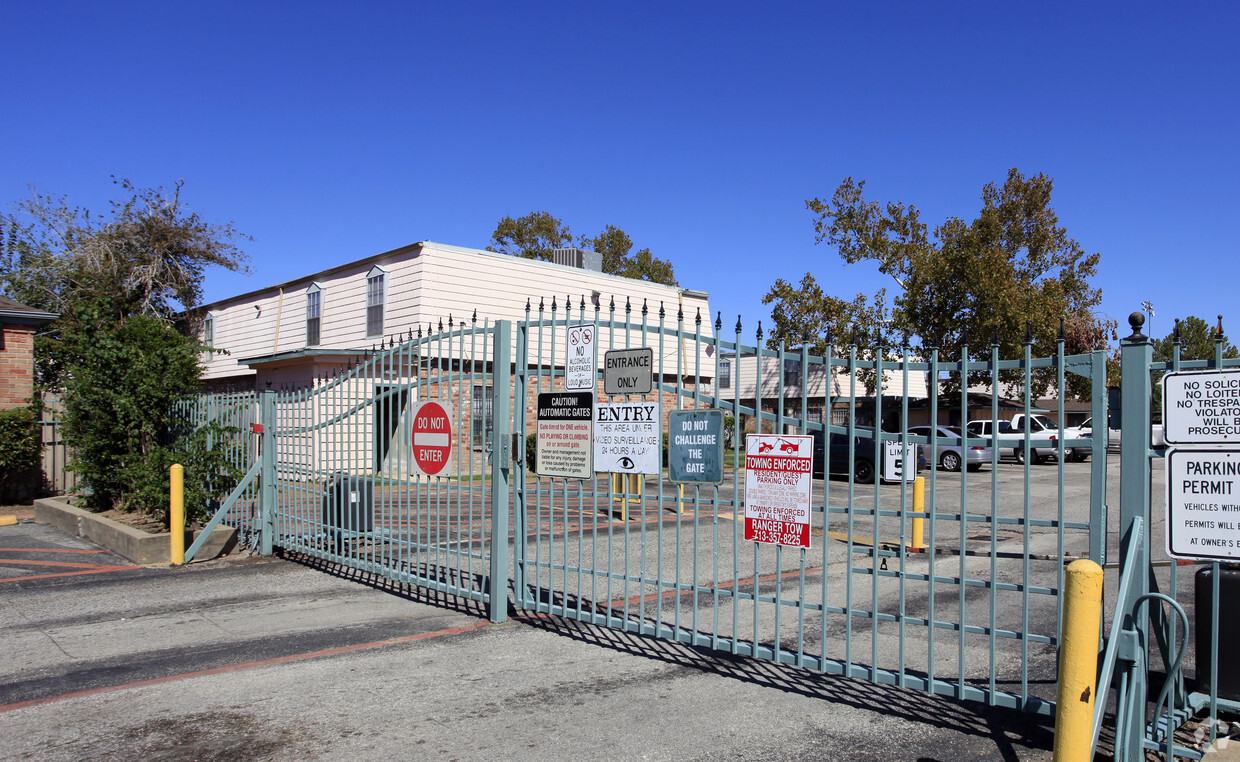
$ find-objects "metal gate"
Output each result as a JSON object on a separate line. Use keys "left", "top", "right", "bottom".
{"left": 510, "top": 298, "right": 1110, "bottom": 717}
{"left": 183, "top": 303, "right": 1123, "bottom": 734}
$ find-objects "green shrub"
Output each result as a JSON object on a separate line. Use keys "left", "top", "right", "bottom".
{"left": 0, "top": 406, "right": 42, "bottom": 501}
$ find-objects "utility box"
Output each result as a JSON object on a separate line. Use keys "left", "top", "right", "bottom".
{"left": 1195, "top": 566, "right": 1240, "bottom": 701}
{"left": 322, "top": 473, "right": 374, "bottom": 537}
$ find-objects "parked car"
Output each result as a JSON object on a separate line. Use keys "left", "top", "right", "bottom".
{"left": 908, "top": 425, "right": 993, "bottom": 472}
{"left": 1003, "top": 413, "right": 1071, "bottom": 464}
{"left": 810, "top": 429, "right": 879, "bottom": 484}
{"left": 1058, "top": 419, "right": 1097, "bottom": 461}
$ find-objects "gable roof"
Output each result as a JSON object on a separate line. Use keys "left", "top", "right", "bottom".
{"left": 0, "top": 296, "right": 58, "bottom": 325}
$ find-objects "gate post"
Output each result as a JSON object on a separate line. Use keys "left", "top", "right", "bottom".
{"left": 1117, "top": 312, "right": 1153, "bottom": 756}
{"left": 489, "top": 321, "right": 512, "bottom": 623}
{"left": 259, "top": 388, "right": 277, "bottom": 556}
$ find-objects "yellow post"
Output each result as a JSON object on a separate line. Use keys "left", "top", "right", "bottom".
{"left": 170, "top": 463, "right": 185, "bottom": 565}
{"left": 910, "top": 476, "right": 928, "bottom": 550}
{"left": 1053, "top": 559, "right": 1104, "bottom": 762}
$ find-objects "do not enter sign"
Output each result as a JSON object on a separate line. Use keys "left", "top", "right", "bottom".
{"left": 410, "top": 401, "right": 453, "bottom": 476}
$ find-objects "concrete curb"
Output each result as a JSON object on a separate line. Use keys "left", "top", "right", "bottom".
{"left": 33, "top": 497, "right": 236, "bottom": 565}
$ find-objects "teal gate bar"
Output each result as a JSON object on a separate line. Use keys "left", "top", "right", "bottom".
{"left": 511, "top": 297, "right": 1110, "bottom": 718}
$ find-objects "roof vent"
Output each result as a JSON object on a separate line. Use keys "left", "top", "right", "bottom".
{"left": 551, "top": 247, "right": 602, "bottom": 272}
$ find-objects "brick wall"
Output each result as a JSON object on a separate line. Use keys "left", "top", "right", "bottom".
{"left": 0, "top": 322, "right": 37, "bottom": 410}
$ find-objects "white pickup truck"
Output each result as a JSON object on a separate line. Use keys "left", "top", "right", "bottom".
{"left": 965, "top": 414, "right": 1088, "bottom": 464}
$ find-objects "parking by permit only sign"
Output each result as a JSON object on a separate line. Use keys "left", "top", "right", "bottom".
{"left": 1165, "top": 448, "right": 1240, "bottom": 560}
{"left": 744, "top": 434, "right": 813, "bottom": 549}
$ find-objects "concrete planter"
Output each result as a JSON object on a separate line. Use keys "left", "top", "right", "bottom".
{"left": 33, "top": 496, "right": 236, "bottom": 565}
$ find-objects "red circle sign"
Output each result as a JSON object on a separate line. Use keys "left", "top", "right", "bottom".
{"left": 411, "top": 402, "right": 452, "bottom": 476}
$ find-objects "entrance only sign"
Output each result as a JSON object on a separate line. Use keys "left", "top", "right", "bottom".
{"left": 743, "top": 434, "right": 813, "bottom": 549}
{"left": 410, "top": 401, "right": 453, "bottom": 477}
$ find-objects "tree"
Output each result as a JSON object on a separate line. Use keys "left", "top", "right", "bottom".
{"left": 1153, "top": 316, "right": 1238, "bottom": 364}
{"left": 1148, "top": 316, "right": 1239, "bottom": 421}
{"left": 1, "top": 179, "right": 249, "bottom": 517}
{"left": 762, "top": 274, "right": 888, "bottom": 353}
{"left": 488, "top": 212, "right": 677, "bottom": 285}
{"left": 576, "top": 224, "right": 677, "bottom": 285}
{"left": 786, "top": 169, "right": 1110, "bottom": 396}
{"left": 486, "top": 211, "right": 572, "bottom": 261}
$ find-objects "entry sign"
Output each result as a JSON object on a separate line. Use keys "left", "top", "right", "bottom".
{"left": 603, "top": 347, "right": 654, "bottom": 395}
{"left": 565, "top": 324, "right": 597, "bottom": 391}
{"left": 536, "top": 392, "right": 594, "bottom": 479}
{"left": 594, "top": 401, "right": 660, "bottom": 474}
{"left": 744, "top": 434, "right": 813, "bottom": 549}
{"left": 668, "top": 409, "right": 724, "bottom": 484}
{"left": 1163, "top": 369, "right": 1240, "bottom": 445}
{"left": 410, "top": 401, "right": 453, "bottom": 477}
{"left": 1165, "top": 448, "right": 1240, "bottom": 561}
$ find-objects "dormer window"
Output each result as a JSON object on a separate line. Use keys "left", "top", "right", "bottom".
{"left": 366, "top": 266, "right": 387, "bottom": 337}
{"left": 306, "top": 283, "right": 322, "bottom": 346}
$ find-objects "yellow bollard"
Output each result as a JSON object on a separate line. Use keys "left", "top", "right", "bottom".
{"left": 1053, "top": 559, "right": 1104, "bottom": 762}
{"left": 910, "top": 476, "right": 928, "bottom": 551}
{"left": 170, "top": 463, "right": 185, "bottom": 565}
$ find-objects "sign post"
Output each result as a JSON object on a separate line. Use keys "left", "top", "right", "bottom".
{"left": 668, "top": 409, "right": 725, "bottom": 484}
{"left": 565, "top": 324, "right": 597, "bottom": 392}
{"left": 536, "top": 392, "right": 594, "bottom": 479}
{"left": 743, "top": 434, "right": 813, "bottom": 549}
{"left": 594, "top": 401, "right": 660, "bottom": 475}
{"left": 603, "top": 347, "right": 654, "bottom": 396}
{"left": 410, "top": 401, "right": 454, "bottom": 477}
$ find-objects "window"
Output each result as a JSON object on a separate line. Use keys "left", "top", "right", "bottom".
{"left": 719, "top": 360, "right": 731, "bottom": 389}
{"left": 472, "top": 385, "right": 494, "bottom": 448}
{"left": 366, "top": 266, "right": 387, "bottom": 337}
{"left": 202, "top": 314, "right": 214, "bottom": 347}
{"left": 306, "top": 283, "right": 322, "bottom": 346}
{"left": 784, "top": 359, "right": 801, "bottom": 386}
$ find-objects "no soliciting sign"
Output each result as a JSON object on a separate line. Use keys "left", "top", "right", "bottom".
{"left": 744, "top": 434, "right": 813, "bottom": 549}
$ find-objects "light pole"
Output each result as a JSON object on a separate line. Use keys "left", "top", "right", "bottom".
{"left": 1141, "top": 301, "right": 1155, "bottom": 338}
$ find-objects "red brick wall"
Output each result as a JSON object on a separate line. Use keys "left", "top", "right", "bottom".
{"left": 0, "top": 323, "right": 37, "bottom": 410}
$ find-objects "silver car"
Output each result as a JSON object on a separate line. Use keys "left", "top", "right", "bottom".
{"left": 909, "top": 425, "right": 993, "bottom": 472}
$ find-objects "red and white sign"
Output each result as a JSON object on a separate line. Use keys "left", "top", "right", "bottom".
{"left": 744, "top": 434, "right": 813, "bottom": 549}
{"left": 410, "top": 401, "right": 453, "bottom": 477}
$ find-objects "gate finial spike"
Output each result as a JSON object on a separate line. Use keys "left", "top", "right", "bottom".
{"left": 756, "top": 320, "right": 763, "bottom": 340}
{"left": 472, "top": 309, "right": 477, "bottom": 325}
{"left": 539, "top": 297, "right": 544, "bottom": 312}
{"left": 736, "top": 315, "right": 742, "bottom": 334}
{"left": 551, "top": 296, "right": 557, "bottom": 312}
{"left": 1218, "top": 315, "right": 1225, "bottom": 340}
{"left": 625, "top": 297, "right": 631, "bottom": 315}
{"left": 579, "top": 295, "right": 585, "bottom": 311}
{"left": 609, "top": 295, "right": 615, "bottom": 312}
{"left": 715, "top": 311, "right": 722, "bottom": 331}
{"left": 695, "top": 307, "right": 701, "bottom": 327}
{"left": 642, "top": 299, "right": 648, "bottom": 316}
{"left": 418, "top": 324, "right": 423, "bottom": 339}
{"left": 850, "top": 326, "right": 858, "bottom": 346}
{"left": 448, "top": 313, "right": 453, "bottom": 327}
{"left": 1024, "top": 321, "right": 1033, "bottom": 344}
{"left": 408, "top": 328, "right": 414, "bottom": 341}
{"left": 678, "top": 302, "right": 684, "bottom": 321}
{"left": 1058, "top": 317, "right": 1065, "bottom": 341}
{"left": 1174, "top": 318, "right": 1182, "bottom": 343}
{"left": 525, "top": 298, "right": 531, "bottom": 314}
{"left": 993, "top": 327, "right": 1001, "bottom": 346}
{"left": 659, "top": 301, "right": 665, "bottom": 318}
{"left": 438, "top": 317, "right": 444, "bottom": 332}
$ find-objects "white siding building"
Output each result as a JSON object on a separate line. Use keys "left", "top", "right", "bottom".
{"left": 196, "top": 241, "right": 713, "bottom": 391}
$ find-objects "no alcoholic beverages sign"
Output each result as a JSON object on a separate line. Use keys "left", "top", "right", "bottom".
{"left": 744, "top": 434, "right": 813, "bottom": 549}
{"left": 410, "top": 401, "right": 453, "bottom": 477}
{"left": 565, "top": 324, "right": 597, "bottom": 391}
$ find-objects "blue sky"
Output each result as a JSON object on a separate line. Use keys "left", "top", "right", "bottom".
{"left": 4, "top": 2, "right": 1237, "bottom": 343}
